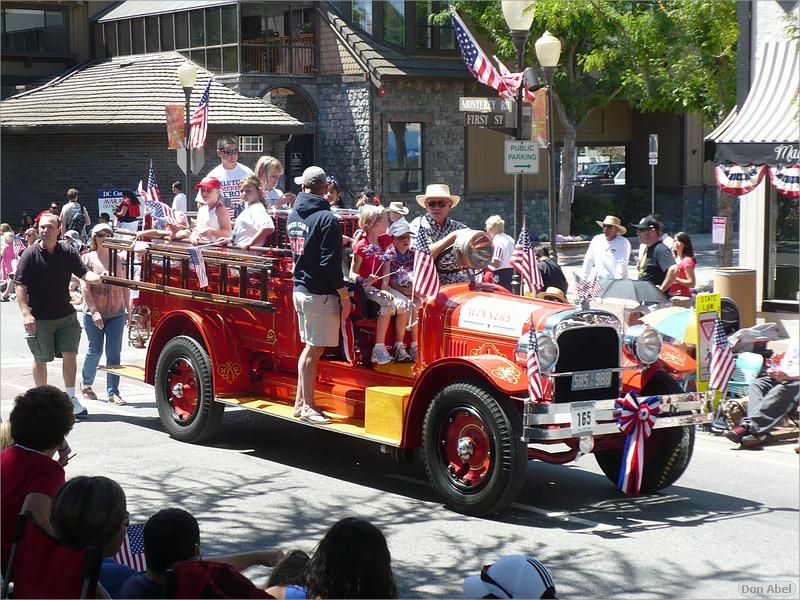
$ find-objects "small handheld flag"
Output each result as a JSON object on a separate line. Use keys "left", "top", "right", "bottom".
{"left": 113, "top": 523, "right": 147, "bottom": 572}
{"left": 412, "top": 228, "right": 440, "bottom": 301}
{"left": 189, "top": 246, "right": 209, "bottom": 289}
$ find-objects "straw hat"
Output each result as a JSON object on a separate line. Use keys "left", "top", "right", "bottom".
{"left": 536, "top": 287, "right": 568, "bottom": 303}
{"left": 387, "top": 201, "right": 409, "bottom": 215}
{"left": 415, "top": 184, "right": 460, "bottom": 209}
{"left": 595, "top": 215, "right": 626, "bottom": 235}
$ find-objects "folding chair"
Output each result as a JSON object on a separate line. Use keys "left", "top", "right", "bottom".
{"left": 164, "top": 559, "right": 272, "bottom": 599}
{"left": 1, "top": 512, "right": 101, "bottom": 599}
{"left": 727, "top": 352, "right": 764, "bottom": 398}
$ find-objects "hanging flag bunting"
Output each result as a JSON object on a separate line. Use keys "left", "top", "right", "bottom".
{"left": 768, "top": 163, "right": 800, "bottom": 198}
{"left": 715, "top": 163, "right": 767, "bottom": 195}
{"left": 614, "top": 391, "right": 661, "bottom": 496}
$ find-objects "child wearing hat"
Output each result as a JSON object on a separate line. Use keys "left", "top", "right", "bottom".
{"left": 386, "top": 220, "right": 419, "bottom": 363}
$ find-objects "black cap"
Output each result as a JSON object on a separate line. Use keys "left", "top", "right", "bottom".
{"left": 631, "top": 216, "right": 660, "bottom": 230}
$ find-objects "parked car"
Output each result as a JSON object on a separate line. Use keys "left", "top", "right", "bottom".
{"left": 576, "top": 162, "right": 626, "bottom": 186}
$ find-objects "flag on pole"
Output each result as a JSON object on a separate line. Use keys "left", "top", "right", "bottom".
{"left": 709, "top": 318, "right": 735, "bottom": 394}
{"left": 526, "top": 326, "right": 544, "bottom": 401}
{"left": 452, "top": 11, "right": 511, "bottom": 98}
{"left": 189, "top": 81, "right": 211, "bottom": 149}
{"left": 413, "top": 228, "right": 440, "bottom": 301}
{"left": 13, "top": 236, "right": 26, "bottom": 256}
{"left": 146, "top": 165, "right": 161, "bottom": 203}
{"left": 137, "top": 179, "right": 149, "bottom": 203}
{"left": 144, "top": 196, "right": 177, "bottom": 227}
{"left": 574, "top": 274, "right": 603, "bottom": 300}
{"left": 189, "top": 246, "right": 209, "bottom": 289}
{"left": 510, "top": 221, "right": 542, "bottom": 293}
{"left": 113, "top": 523, "right": 147, "bottom": 572}
{"left": 495, "top": 56, "right": 537, "bottom": 103}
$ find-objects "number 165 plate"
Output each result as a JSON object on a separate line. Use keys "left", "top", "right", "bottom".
{"left": 570, "top": 401, "right": 596, "bottom": 433}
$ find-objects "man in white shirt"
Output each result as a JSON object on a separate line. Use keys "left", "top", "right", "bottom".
{"left": 580, "top": 215, "right": 631, "bottom": 280}
{"left": 195, "top": 136, "right": 253, "bottom": 218}
{"left": 171, "top": 181, "right": 187, "bottom": 213}
{"left": 485, "top": 215, "right": 515, "bottom": 292}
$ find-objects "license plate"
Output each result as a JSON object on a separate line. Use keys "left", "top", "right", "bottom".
{"left": 571, "top": 401, "right": 596, "bottom": 433}
{"left": 570, "top": 370, "right": 612, "bottom": 391}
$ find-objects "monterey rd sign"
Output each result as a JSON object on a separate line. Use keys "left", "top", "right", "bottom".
{"left": 459, "top": 97, "right": 514, "bottom": 113}
{"left": 504, "top": 140, "right": 540, "bottom": 174}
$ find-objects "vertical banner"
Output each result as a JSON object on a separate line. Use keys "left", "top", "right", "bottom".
{"left": 712, "top": 216, "right": 726, "bottom": 244}
{"left": 530, "top": 90, "right": 548, "bottom": 147}
{"left": 165, "top": 104, "right": 185, "bottom": 150}
{"left": 695, "top": 293, "right": 721, "bottom": 393}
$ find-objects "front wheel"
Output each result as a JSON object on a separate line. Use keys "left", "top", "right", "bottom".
{"left": 595, "top": 371, "right": 695, "bottom": 493}
{"left": 155, "top": 335, "right": 223, "bottom": 443}
{"left": 422, "top": 382, "right": 527, "bottom": 516}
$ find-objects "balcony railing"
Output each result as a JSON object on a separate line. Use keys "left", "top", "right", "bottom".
{"left": 241, "top": 33, "right": 315, "bottom": 75}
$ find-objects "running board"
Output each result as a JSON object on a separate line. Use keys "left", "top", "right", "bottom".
{"left": 101, "top": 364, "right": 146, "bottom": 382}
{"left": 216, "top": 395, "right": 402, "bottom": 447}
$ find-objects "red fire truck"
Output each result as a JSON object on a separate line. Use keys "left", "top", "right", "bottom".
{"left": 106, "top": 210, "right": 711, "bottom": 516}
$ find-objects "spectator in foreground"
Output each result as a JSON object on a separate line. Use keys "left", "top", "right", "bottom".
{"left": 0, "top": 386, "right": 74, "bottom": 571}
{"left": 307, "top": 517, "right": 396, "bottom": 599}
{"left": 463, "top": 555, "right": 556, "bottom": 599}
{"left": 265, "top": 549, "right": 310, "bottom": 600}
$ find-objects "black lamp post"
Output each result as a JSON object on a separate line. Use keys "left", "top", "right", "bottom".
{"left": 177, "top": 62, "right": 198, "bottom": 194}
{"left": 534, "top": 31, "right": 562, "bottom": 262}
{"left": 502, "top": 0, "right": 534, "bottom": 294}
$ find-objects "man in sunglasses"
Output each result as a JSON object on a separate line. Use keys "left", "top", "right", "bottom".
{"left": 579, "top": 214, "right": 630, "bottom": 281}
{"left": 408, "top": 183, "right": 469, "bottom": 285}
{"left": 194, "top": 136, "right": 253, "bottom": 219}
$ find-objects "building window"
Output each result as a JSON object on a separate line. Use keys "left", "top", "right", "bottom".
{"left": 387, "top": 122, "right": 423, "bottom": 194}
{"left": 239, "top": 135, "right": 264, "bottom": 153}
{"left": 1, "top": 7, "right": 68, "bottom": 54}
{"left": 160, "top": 14, "right": 174, "bottom": 51}
{"left": 118, "top": 20, "right": 131, "bottom": 55}
{"left": 190, "top": 9, "right": 204, "bottom": 47}
{"left": 175, "top": 12, "right": 189, "bottom": 49}
{"left": 146, "top": 15, "right": 160, "bottom": 52}
{"left": 415, "top": 2, "right": 455, "bottom": 50}
{"left": 131, "top": 17, "right": 145, "bottom": 54}
{"left": 205, "top": 7, "right": 221, "bottom": 46}
{"left": 383, "top": 0, "right": 404, "bottom": 46}
{"left": 352, "top": 0, "right": 373, "bottom": 35}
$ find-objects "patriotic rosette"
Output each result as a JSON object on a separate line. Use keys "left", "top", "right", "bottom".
{"left": 715, "top": 163, "right": 766, "bottom": 196}
{"left": 614, "top": 392, "right": 661, "bottom": 496}
{"left": 768, "top": 164, "right": 800, "bottom": 198}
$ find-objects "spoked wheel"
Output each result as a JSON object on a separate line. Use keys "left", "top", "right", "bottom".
{"left": 595, "top": 371, "right": 696, "bottom": 493}
{"left": 155, "top": 336, "right": 223, "bottom": 443}
{"left": 422, "top": 382, "right": 527, "bottom": 516}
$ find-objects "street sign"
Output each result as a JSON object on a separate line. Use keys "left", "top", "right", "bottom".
{"left": 459, "top": 97, "right": 514, "bottom": 113}
{"left": 176, "top": 147, "right": 204, "bottom": 175}
{"left": 464, "top": 112, "right": 507, "bottom": 127}
{"left": 712, "top": 216, "right": 726, "bottom": 244}
{"left": 695, "top": 293, "right": 721, "bottom": 393}
{"left": 504, "top": 140, "right": 540, "bottom": 174}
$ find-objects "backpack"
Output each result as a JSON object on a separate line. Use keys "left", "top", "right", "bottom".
{"left": 66, "top": 203, "right": 86, "bottom": 235}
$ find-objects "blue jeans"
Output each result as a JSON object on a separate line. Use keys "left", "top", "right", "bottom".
{"left": 81, "top": 312, "right": 126, "bottom": 396}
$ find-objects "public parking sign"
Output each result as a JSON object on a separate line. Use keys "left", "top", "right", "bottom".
{"left": 504, "top": 140, "right": 540, "bottom": 174}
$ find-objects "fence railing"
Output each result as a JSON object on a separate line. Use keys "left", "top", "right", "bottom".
{"left": 241, "top": 33, "right": 315, "bottom": 75}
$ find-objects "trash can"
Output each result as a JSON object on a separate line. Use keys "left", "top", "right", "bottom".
{"left": 713, "top": 268, "right": 756, "bottom": 329}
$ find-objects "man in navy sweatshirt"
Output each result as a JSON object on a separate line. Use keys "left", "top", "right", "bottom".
{"left": 287, "top": 166, "right": 351, "bottom": 424}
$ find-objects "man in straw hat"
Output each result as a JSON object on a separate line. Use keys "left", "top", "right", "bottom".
{"left": 386, "top": 201, "right": 410, "bottom": 237}
{"left": 579, "top": 215, "right": 631, "bottom": 281}
{"left": 408, "top": 184, "right": 468, "bottom": 285}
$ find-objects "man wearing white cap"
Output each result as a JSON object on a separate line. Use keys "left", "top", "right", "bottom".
{"left": 579, "top": 215, "right": 631, "bottom": 280}
{"left": 464, "top": 555, "right": 556, "bottom": 599}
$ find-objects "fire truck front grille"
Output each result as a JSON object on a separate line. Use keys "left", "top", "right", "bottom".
{"left": 553, "top": 326, "right": 619, "bottom": 403}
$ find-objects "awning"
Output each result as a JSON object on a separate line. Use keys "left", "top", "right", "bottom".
{"left": 705, "top": 41, "right": 800, "bottom": 165}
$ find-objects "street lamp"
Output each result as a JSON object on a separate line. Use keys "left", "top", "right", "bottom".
{"left": 177, "top": 61, "right": 198, "bottom": 195}
{"left": 502, "top": 0, "right": 534, "bottom": 294}
{"left": 535, "top": 31, "right": 562, "bottom": 262}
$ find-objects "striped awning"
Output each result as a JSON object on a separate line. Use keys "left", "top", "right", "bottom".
{"left": 705, "top": 41, "right": 800, "bottom": 166}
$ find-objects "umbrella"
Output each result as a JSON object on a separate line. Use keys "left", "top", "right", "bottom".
{"left": 599, "top": 278, "right": 670, "bottom": 305}
{"left": 640, "top": 306, "right": 698, "bottom": 344}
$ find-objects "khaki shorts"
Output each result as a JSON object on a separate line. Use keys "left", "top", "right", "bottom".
{"left": 26, "top": 312, "right": 81, "bottom": 363}
{"left": 293, "top": 290, "right": 340, "bottom": 347}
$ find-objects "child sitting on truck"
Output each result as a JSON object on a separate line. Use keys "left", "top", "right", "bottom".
{"left": 349, "top": 205, "right": 413, "bottom": 364}
{"left": 386, "top": 220, "right": 419, "bottom": 362}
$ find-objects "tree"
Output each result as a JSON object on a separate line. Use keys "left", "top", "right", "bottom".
{"left": 440, "top": 0, "right": 738, "bottom": 235}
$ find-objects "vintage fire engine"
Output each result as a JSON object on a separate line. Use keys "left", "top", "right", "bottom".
{"left": 106, "top": 210, "right": 711, "bottom": 516}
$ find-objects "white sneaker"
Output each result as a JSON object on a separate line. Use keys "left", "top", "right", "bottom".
{"left": 71, "top": 396, "right": 88, "bottom": 418}
{"left": 394, "top": 344, "right": 413, "bottom": 363}
{"left": 409, "top": 346, "right": 418, "bottom": 362}
{"left": 371, "top": 344, "right": 393, "bottom": 365}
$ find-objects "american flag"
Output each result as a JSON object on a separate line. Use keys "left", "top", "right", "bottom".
{"left": 452, "top": 11, "right": 510, "bottom": 98}
{"left": 189, "top": 81, "right": 211, "bottom": 149}
{"left": 495, "top": 55, "right": 537, "bottom": 103}
{"left": 710, "top": 318, "right": 735, "bottom": 394}
{"left": 113, "top": 523, "right": 147, "bottom": 572}
{"left": 146, "top": 165, "right": 161, "bottom": 203}
{"left": 574, "top": 274, "right": 603, "bottom": 300}
{"left": 413, "top": 228, "right": 440, "bottom": 301}
{"left": 526, "top": 325, "right": 544, "bottom": 401}
{"left": 510, "top": 221, "right": 542, "bottom": 293}
{"left": 13, "top": 236, "right": 26, "bottom": 256}
{"left": 189, "top": 246, "right": 209, "bottom": 288}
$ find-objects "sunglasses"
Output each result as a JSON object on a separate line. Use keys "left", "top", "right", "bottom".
{"left": 95, "top": 233, "right": 112, "bottom": 238}
{"left": 602, "top": 224, "right": 616, "bottom": 229}
{"left": 219, "top": 148, "right": 239, "bottom": 155}
{"left": 426, "top": 200, "right": 450, "bottom": 208}
{"left": 480, "top": 565, "right": 513, "bottom": 599}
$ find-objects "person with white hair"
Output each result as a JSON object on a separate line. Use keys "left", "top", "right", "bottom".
{"left": 485, "top": 215, "right": 515, "bottom": 292}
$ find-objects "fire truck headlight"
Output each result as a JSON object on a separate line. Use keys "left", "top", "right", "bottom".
{"left": 623, "top": 324, "right": 662, "bottom": 364}
{"left": 452, "top": 230, "right": 494, "bottom": 271}
{"left": 516, "top": 331, "right": 559, "bottom": 373}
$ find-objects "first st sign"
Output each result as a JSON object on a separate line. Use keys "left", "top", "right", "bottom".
{"left": 504, "top": 140, "right": 540, "bottom": 174}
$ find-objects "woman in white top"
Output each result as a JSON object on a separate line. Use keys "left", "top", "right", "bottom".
{"left": 190, "top": 176, "right": 232, "bottom": 245}
{"left": 485, "top": 215, "right": 516, "bottom": 292}
{"left": 233, "top": 174, "right": 275, "bottom": 249}
{"left": 254, "top": 155, "right": 296, "bottom": 209}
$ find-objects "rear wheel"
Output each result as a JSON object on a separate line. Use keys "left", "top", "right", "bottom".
{"left": 155, "top": 335, "right": 223, "bottom": 443}
{"left": 422, "top": 382, "right": 527, "bottom": 516}
{"left": 595, "top": 371, "right": 695, "bottom": 492}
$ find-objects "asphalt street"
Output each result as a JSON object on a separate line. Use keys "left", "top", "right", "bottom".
{"left": 1, "top": 302, "right": 798, "bottom": 598}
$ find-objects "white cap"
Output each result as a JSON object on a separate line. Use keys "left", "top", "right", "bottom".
{"left": 463, "top": 555, "right": 555, "bottom": 599}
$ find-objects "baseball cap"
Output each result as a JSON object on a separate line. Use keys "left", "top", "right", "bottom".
{"left": 631, "top": 216, "right": 660, "bottom": 231}
{"left": 389, "top": 220, "right": 411, "bottom": 237}
{"left": 463, "top": 555, "right": 556, "bottom": 599}
{"left": 294, "top": 166, "right": 327, "bottom": 187}
{"left": 194, "top": 176, "right": 222, "bottom": 191}
{"left": 90, "top": 223, "right": 113, "bottom": 237}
